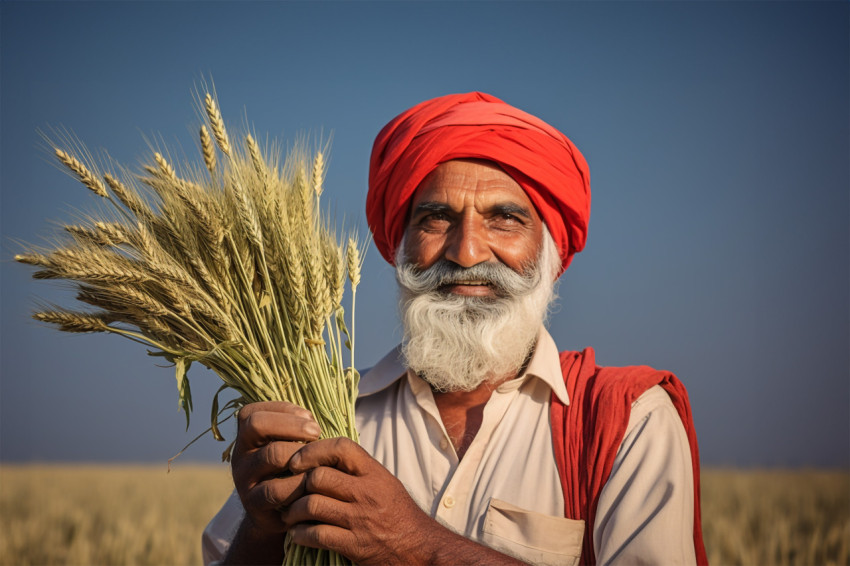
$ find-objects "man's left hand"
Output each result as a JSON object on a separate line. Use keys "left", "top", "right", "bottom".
{"left": 284, "top": 437, "right": 437, "bottom": 566}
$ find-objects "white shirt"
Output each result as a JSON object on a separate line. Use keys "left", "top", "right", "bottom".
{"left": 203, "top": 329, "right": 696, "bottom": 565}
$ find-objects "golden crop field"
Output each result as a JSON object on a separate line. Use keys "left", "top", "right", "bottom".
{"left": 0, "top": 464, "right": 233, "bottom": 566}
{"left": 1, "top": 465, "right": 848, "bottom": 565}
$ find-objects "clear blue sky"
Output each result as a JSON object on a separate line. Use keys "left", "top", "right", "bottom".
{"left": 1, "top": 1, "right": 847, "bottom": 468}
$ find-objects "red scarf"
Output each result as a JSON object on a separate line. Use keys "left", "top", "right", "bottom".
{"left": 551, "top": 348, "right": 708, "bottom": 565}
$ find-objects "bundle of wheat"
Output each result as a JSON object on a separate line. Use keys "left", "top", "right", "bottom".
{"left": 16, "top": 92, "right": 364, "bottom": 566}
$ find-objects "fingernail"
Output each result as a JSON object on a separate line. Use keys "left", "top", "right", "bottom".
{"left": 295, "top": 408, "right": 312, "bottom": 419}
{"left": 304, "top": 421, "right": 321, "bottom": 437}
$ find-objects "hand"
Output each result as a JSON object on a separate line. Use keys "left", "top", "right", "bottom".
{"left": 284, "top": 437, "right": 438, "bottom": 566}
{"left": 230, "top": 401, "right": 322, "bottom": 536}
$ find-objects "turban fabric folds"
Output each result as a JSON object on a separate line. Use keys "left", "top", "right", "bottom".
{"left": 366, "top": 92, "right": 591, "bottom": 275}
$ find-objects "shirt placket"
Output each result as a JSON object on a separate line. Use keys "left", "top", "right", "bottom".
{"left": 432, "top": 384, "right": 520, "bottom": 536}
{"left": 405, "top": 373, "right": 458, "bottom": 513}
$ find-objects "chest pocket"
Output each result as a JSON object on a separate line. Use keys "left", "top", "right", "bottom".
{"left": 482, "top": 498, "right": 584, "bottom": 566}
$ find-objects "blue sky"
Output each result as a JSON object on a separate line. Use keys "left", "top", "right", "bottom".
{"left": 1, "top": 1, "right": 847, "bottom": 468}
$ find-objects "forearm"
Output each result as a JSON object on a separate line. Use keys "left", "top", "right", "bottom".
{"left": 221, "top": 516, "right": 287, "bottom": 566}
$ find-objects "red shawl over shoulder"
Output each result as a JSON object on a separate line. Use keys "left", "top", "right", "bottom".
{"left": 551, "top": 348, "right": 708, "bottom": 565}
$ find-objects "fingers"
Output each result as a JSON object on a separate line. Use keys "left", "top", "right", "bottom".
{"left": 288, "top": 521, "right": 354, "bottom": 553}
{"left": 280, "top": 447, "right": 428, "bottom": 565}
{"left": 285, "top": 493, "right": 352, "bottom": 531}
{"left": 229, "top": 401, "right": 324, "bottom": 535}
{"left": 231, "top": 402, "right": 321, "bottom": 491}
{"left": 233, "top": 438, "right": 303, "bottom": 489}
{"left": 231, "top": 403, "right": 321, "bottom": 497}
{"left": 243, "top": 473, "right": 309, "bottom": 512}
{"left": 288, "top": 437, "right": 369, "bottom": 476}
{"left": 305, "top": 465, "right": 357, "bottom": 502}
{"left": 236, "top": 402, "right": 322, "bottom": 449}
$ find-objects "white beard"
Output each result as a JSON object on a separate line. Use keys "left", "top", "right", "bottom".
{"left": 395, "top": 229, "right": 560, "bottom": 392}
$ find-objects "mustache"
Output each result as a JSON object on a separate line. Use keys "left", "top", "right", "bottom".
{"left": 396, "top": 259, "right": 542, "bottom": 298}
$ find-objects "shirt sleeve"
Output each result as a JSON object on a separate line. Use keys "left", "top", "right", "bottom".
{"left": 592, "top": 385, "right": 697, "bottom": 565}
{"left": 202, "top": 489, "right": 244, "bottom": 566}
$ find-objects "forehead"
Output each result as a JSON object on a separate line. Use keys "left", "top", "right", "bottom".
{"left": 412, "top": 159, "right": 536, "bottom": 210}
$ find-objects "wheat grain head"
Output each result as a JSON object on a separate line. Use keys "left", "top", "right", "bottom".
{"left": 200, "top": 125, "right": 217, "bottom": 175}
{"left": 33, "top": 309, "right": 112, "bottom": 333}
{"left": 346, "top": 236, "right": 362, "bottom": 289}
{"left": 54, "top": 148, "right": 108, "bottom": 197}
{"left": 312, "top": 152, "right": 325, "bottom": 197}
{"left": 204, "top": 94, "right": 231, "bottom": 156}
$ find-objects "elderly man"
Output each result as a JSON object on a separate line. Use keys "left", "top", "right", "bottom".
{"left": 203, "top": 92, "right": 707, "bottom": 565}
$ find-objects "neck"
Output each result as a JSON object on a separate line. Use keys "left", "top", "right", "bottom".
{"left": 431, "top": 374, "right": 512, "bottom": 460}
{"left": 426, "top": 347, "right": 535, "bottom": 460}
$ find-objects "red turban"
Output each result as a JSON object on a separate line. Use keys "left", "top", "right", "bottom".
{"left": 367, "top": 92, "right": 591, "bottom": 275}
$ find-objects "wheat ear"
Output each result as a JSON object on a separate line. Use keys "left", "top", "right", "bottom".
{"left": 205, "top": 94, "right": 231, "bottom": 156}
{"left": 312, "top": 152, "right": 325, "bottom": 197}
{"left": 305, "top": 238, "right": 331, "bottom": 337}
{"left": 15, "top": 253, "right": 52, "bottom": 267}
{"left": 200, "top": 125, "right": 217, "bottom": 175}
{"left": 246, "top": 135, "right": 266, "bottom": 182}
{"left": 55, "top": 149, "right": 108, "bottom": 197}
{"left": 154, "top": 152, "right": 178, "bottom": 182}
{"left": 346, "top": 237, "right": 362, "bottom": 289}
{"left": 33, "top": 310, "right": 112, "bottom": 333}
{"left": 65, "top": 225, "right": 110, "bottom": 246}
{"left": 94, "top": 222, "right": 131, "bottom": 245}
{"left": 103, "top": 173, "right": 154, "bottom": 222}
{"left": 326, "top": 238, "right": 345, "bottom": 309}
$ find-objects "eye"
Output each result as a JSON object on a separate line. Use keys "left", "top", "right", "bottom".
{"left": 492, "top": 213, "right": 524, "bottom": 228}
{"left": 418, "top": 212, "right": 451, "bottom": 230}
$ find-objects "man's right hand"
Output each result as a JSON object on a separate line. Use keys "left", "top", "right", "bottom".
{"left": 230, "top": 401, "right": 322, "bottom": 536}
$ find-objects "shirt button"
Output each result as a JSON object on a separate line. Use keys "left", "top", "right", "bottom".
{"left": 439, "top": 438, "right": 449, "bottom": 451}
{"left": 443, "top": 496, "right": 455, "bottom": 509}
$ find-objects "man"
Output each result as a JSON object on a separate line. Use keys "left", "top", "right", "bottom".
{"left": 203, "top": 92, "right": 707, "bottom": 565}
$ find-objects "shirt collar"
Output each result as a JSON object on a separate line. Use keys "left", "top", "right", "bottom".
{"left": 522, "top": 327, "right": 570, "bottom": 405}
{"left": 357, "top": 327, "right": 570, "bottom": 406}
{"left": 357, "top": 344, "right": 407, "bottom": 397}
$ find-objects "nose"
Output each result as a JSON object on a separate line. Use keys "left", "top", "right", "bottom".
{"left": 443, "top": 218, "right": 492, "bottom": 268}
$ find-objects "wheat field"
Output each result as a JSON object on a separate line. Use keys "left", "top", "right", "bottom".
{"left": 0, "top": 465, "right": 233, "bottom": 566}
{"left": 1, "top": 465, "right": 847, "bottom": 565}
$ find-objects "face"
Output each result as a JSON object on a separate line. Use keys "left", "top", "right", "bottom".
{"left": 402, "top": 159, "right": 544, "bottom": 298}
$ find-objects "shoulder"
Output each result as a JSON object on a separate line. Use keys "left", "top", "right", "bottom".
{"left": 556, "top": 347, "right": 693, "bottom": 417}
{"left": 622, "top": 384, "right": 689, "bottom": 450}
